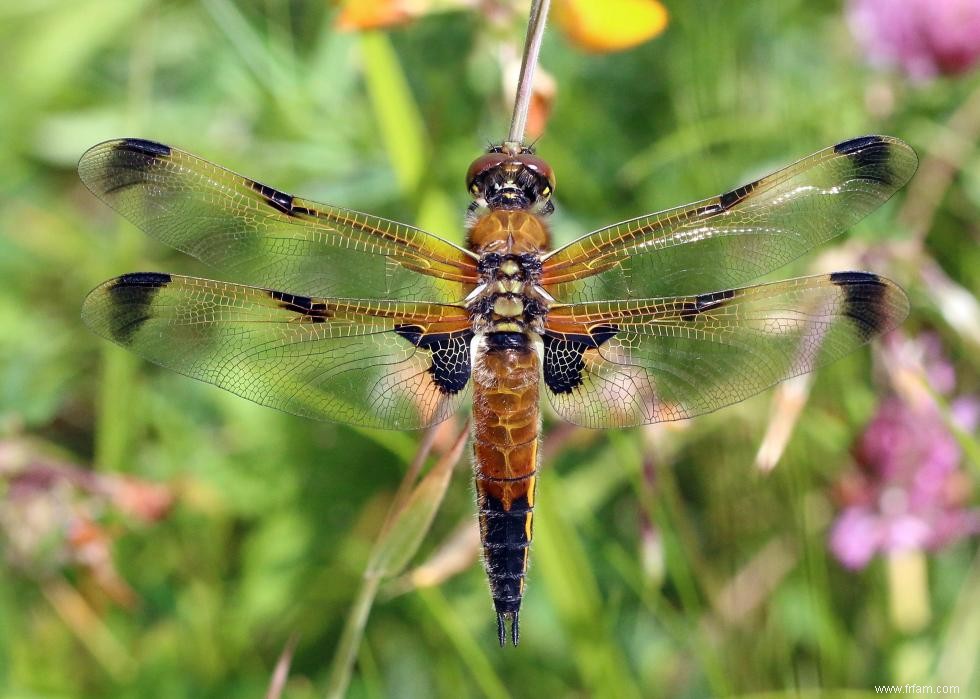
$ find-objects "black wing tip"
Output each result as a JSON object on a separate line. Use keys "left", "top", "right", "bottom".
{"left": 79, "top": 139, "right": 174, "bottom": 194}
{"left": 79, "top": 137, "right": 170, "bottom": 166}
{"left": 109, "top": 272, "right": 173, "bottom": 290}
{"left": 833, "top": 135, "right": 915, "bottom": 187}
{"left": 116, "top": 138, "right": 172, "bottom": 157}
{"left": 91, "top": 272, "right": 172, "bottom": 345}
{"left": 833, "top": 135, "right": 887, "bottom": 155}
{"left": 830, "top": 271, "right": 906, "bottom": 336}
{"left": 829, "top": 270, "right": 884, "bottom": 286}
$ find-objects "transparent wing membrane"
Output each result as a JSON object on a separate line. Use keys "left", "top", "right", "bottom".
{"left": 79, "top": 139, "right": 479, "bottom": 303}
{"left": 542, "top": 136, "right": 917, "bottom": 302}
{"left": 81, "top": 273, "right": 472, "bottom": 429}
{"left": 543, "top": 273, "right": 909, "bottom": 428}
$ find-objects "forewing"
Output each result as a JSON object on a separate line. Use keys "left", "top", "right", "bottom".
{"left": 542, "top": 272, "right": 908, "bottom": 428}
{"left": 542, "top": 136, "right": 917, "bottom": 302}
{"left": 82, "top": 273, "right": 473, "bottom": 429}
{"left": 79, "top": 139, "right": 478, "bottom": 302}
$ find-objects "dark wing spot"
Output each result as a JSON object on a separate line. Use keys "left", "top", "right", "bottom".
{"left": 833, "top": 135, "right": 894, "bottom": 185}
{"left": 111, "top": 272, "right": 173, "bottom": 289}
{"left": 267, "top": 290, "right": 330, "bottom": 322}
{"left": 695, "top": 180, "right": 761, "bottom": 217}
{"left": 116, "top": 138, "right": 172, "bottom": 158}
{"left": 833, "top": 135, "right": 885, "bottom": 155}
{"left": 395, "top": 325, "right": 473, "bottom": 394}
{"left": 718, "top": 180, "right": 759, "bottom": 210}
{"left": 104, "top": 272, "right": 172, "bottom": 345}
{"left": 829, "top": 270, "right": 881, "bottom": 285}
{"left": 249, "top": 180, "right": 296, "bottom": 216}
{"left": 681, "top": 288, "right": 736, "bottom": 321}
{"left": 99, "top": 140, "right": 173, "bottom": 195}
{"left": 543, "top": 325, "right": 618, "bottom": 394}
{"left": 394, "top": 324, "right": 424, "bottom": 345}
{"left": 589, "top": 324, "right": 619, "bottom": 344}
{"left": 830, "top": 271, "right": 888, "bottom": 337}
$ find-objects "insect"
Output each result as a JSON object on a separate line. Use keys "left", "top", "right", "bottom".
{"left": 80, "top": 133, "right": 916, "bottom": 646}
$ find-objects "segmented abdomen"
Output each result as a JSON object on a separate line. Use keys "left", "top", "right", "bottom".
{"left": 472, "top": 338, "right": 540, "bottom": 646}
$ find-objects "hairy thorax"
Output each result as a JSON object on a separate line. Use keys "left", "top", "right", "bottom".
{"left": 465, "top": 210, "right": 553, "bottom": 338}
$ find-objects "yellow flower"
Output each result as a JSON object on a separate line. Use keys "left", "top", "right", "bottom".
{"left": 336, "top": 0, "right": 669, "bottom": 54}
{"left": 554, "top": 0, "right": 668, "bottom": 53}
{"left": 335, "top": 0, "right": 422, "bottom": 31}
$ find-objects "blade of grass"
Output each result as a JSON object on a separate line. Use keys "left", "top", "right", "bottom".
{"left": 935, "top": 549, "right": 980, "bottom": 692}
{"left": 324, "top": 421, "right": 470, "bottom": 699}
{"left": 324, "top": 571, "right": 382, "bottom": 699}
{"left": 534, "top": 476, "right": 642, "bottom": 699}
{"left": 415, "top": 586, "right": 510, "bottom": 699}
{"left": 358, "top": 31, "right": 458, "bottom": 239}
{"left": 641, "top": 445, "right": 732, "bottom": 696}
{"left": 200, "top": 0, "right": 309, "bottom": 131}
{"left": 366, "top": 421, "right": 469, "bottom": 579}
{"left": 265, "top": 633, "right": 299, "bottom": 699}
{"left": 42, "top": 577, "right": 135, "bottom": 681}
{"left": 15, "top": 0, "right": 152, "bottom": 103}
{"left": 359, "top": 32, "right": 426, "bottom": 193}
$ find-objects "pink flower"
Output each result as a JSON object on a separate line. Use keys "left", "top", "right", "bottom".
{"left": 0, "top": 440, "right": 173, "bottom": 605}
{"left": 847, "top": 0, "right": 980, "bottom": 80}
{"left": 829, "top": 334, "right": 980, "bottom": 570}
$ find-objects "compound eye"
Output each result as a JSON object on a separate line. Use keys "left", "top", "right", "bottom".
{"left": 465, "top": 152, "right": 509, "bottom": 194}
{"left": 519, "top": 154, "right": 555, "bottom": 197}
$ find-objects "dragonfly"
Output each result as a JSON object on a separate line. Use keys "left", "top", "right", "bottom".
{"left": 80, "top": 133, "right": 916, "bottom": 646}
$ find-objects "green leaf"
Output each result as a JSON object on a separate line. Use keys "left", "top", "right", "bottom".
{"left": 366, "top": 423, "right": 468, "bottom": 579}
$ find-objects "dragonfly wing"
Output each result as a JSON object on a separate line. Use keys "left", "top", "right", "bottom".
{"left": 82, "top": 273, "right": 473, "bottom": 429}
{"left": 542, "top": 272, "right": 908, "bottom": 428}
{"left": 542, "top": 135, "right": 917, "bottom": 302}
{"left": 79, "top": 139, "right": 479, "bottom": 303}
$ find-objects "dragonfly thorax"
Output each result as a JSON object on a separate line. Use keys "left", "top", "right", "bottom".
{"left": 467, "top": 251, "right": 549, "bottom": 336}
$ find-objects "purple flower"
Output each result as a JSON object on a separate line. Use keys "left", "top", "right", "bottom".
{"left": 847, "top": 0, "right": 980, "bottom": 80}
{"left": 829, "top": 334, "right": 980, "bottom": 570}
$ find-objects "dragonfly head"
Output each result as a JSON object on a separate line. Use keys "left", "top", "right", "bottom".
{"left": 466, "top": 142, "right": 555, "bottom": 212}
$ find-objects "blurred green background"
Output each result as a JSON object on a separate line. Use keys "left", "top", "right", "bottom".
{"left": 1, "top": 1, "right": 978, "bottom": 697}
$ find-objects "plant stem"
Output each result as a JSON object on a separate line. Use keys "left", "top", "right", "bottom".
{"left": 324, "top": 573, "right": 382, "bottom": 699}
{"left": 508, "top": 0, "right": 551, "bottom": 144}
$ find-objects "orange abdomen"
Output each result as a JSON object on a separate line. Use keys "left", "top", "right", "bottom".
{"left": 472, "top": 342, "right": 540, "bottom": 644}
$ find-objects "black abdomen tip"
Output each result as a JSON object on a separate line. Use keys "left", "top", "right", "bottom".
{"left": 495, "top": 609, "right": 521, "bottom": 647}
